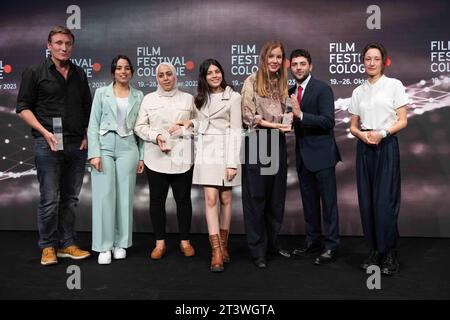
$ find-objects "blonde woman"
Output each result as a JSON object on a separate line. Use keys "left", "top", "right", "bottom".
{"left": 241, "top": 40, "right": 292, "bottom": 269}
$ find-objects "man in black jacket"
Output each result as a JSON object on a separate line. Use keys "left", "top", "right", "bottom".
{"left": 288, "top": 49, "right": 341, "bottom": 265}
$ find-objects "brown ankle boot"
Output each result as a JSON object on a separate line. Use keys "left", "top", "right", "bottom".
{"left": 209, "top": 234, "right": 224, "bottom": 272}
{"left": 220, "top": 229, "right": 230, "bottom": 263}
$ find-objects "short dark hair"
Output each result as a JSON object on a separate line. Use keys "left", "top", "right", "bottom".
{"left": 290, "top": 49, "right": 312, "bottom": 64}
{"left": 361, "top": 42, "right": 387, "bottom": 65}
{"left": 110, "top": 54, "right": 134, "bottom": 75}
{"left": 48, "top": 26, "right": 75, "bottom": 43}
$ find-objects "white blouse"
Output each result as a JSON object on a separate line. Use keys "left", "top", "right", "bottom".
{"left": 116, "top": 96, "right": 133, "bottom": 137}
{"left": 349, "top": 75, "right": 409, "bottom": 130}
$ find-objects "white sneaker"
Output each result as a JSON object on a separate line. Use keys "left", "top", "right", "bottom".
{"left": 112, "top": 247, "right": 126, "bottom": 260}
{"left": 98, "top": 251, "right": 112, "bottom": 264}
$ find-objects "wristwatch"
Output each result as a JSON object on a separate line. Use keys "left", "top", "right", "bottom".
{"left": 381, "top": 129, "right": 391, "bottom": 138}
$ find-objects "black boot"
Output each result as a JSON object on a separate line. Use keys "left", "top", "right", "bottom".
{"left": 381, "top": 250, "right": 399, "bottom": 276}
{"left": 360, "top": 250, "right": 382, "bottom": 270}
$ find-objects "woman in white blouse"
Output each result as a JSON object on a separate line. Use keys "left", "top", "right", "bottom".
{"left": 134, "top": 62, "right": 196, "bottom": 260}
{"left": 180, "top": 59, "right": 241, "bottom": 272}
{"left": 349, "top": 43, "right": 408, "bottom": 276}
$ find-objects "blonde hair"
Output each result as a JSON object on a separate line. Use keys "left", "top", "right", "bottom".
{"left": 256, "top": 40, "right": 288, "bottom": 99}
{"left": 48, "top": 26, "right": 75, "bottom": 43}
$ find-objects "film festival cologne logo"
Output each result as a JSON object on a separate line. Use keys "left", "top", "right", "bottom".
{"left": 230, "top": 43, "right": 259, "bottom": 86}
{"left": 135, "top": 46, "right": 195, "bottom": 89}
{"left": 327, "top": 42, "right": 393, "bottom": 87}
{"left": 430, "top": 40, "right": 450, "bottom": 73}
{"left": 45, "top": 49, "right": 102, "bottom": 84}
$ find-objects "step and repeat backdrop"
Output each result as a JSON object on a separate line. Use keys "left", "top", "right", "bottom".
{"left": 1, "top": 0, "right": 449, "bottom": 236}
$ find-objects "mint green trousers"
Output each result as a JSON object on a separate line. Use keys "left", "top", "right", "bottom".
{"left": 91, "top": 131, "right": 139, "bottom": 252}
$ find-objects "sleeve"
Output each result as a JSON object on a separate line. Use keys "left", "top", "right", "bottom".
{"left": 134, "top": 95, "right": 165, "bottom": 144}
{"left": 226, "top": 92, "right": 243, "bottom": 168}
{"left": 301, "top": 84, "right": 335, "bottom": 130}
{"left": 182, "top": 95, "right": 197, "bottom": 136}
{"left": 16, "top": 67, "right": 37, "bottom": 113}
{"left": 393, "top": 79, "right": 409, "bottom": 109}
{"left": 348, "top": 88, "right": 360, "bottom": 116}
{"left": 135, "top": 91, "right": 145, "bottom": 160}
{"left": 87, "top": 88, "right": 103, "bottom": 159}
{"left": 81, "top": 69, "right": 93, "bottom": 129}
{"left": 241, "top": 76, "right": 261, "bottom": 129}
{"left": 190, "top": 97, "right": 199, "bottom": 134}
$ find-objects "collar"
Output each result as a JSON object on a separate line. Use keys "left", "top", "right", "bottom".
{"left": 221, "top": 86, "right": 233, "bottom": 100}
{"left": 299, "top": 74, "right": 311, "bottom": 90}
{"left": 367, "top": 74, "right": 386, "bottom": 88}
{"left": 46, "top": 57, "right": 75, "bottom": 70}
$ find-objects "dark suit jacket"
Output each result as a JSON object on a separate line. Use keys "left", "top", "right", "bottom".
{"left": 290, "top": 76, "right": 341, "bottom": 172}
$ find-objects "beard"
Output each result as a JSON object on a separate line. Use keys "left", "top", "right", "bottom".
{"left": 293, "top": 71, "right": 310, "bottom": 83}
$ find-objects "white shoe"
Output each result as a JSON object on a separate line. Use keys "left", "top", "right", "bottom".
{"left": 98, "top": 251, "right": 112, "bottom": 264}
{"left": 112, "top": 247, "right": 126, "bottom": 260}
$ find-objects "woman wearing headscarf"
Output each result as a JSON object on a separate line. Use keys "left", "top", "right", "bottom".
{"left": 134, "top": 62, "right": 197, "bottom": 260}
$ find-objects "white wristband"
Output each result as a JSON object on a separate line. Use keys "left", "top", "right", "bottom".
{"left": 380, "top": 129, "right": 387, "bottom": 138}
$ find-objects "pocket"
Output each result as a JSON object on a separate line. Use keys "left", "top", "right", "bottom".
{"left": 147, "top": 105, "right": 163, "bottom": 111}
{"left": 34, "top": 137, "right": 50, "bottom": 150}
{"left": 176, "top": 106, "right": 192, "bottom": 118}
{"left": 99, "top": 132, "right": 113, "bottom": 150}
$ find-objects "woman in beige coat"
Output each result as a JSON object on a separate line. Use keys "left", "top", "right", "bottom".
{"left": 179, "top": 59, "right": 242, "bottom": 272}
{"left": 134, "top": 62, "right": 197, "bottom": 260}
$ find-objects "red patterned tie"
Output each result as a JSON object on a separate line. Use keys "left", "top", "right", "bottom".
{"left": 297, "top": 85, "right": 303, "bottom": 107}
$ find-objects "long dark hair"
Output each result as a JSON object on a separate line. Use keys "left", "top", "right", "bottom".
{"left": 195, "top": 59, "right": 229, "bottom": 109}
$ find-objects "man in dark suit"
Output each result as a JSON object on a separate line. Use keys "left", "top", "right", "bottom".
{"left": 288, "top": 49, "right": 341, "bottom": 265}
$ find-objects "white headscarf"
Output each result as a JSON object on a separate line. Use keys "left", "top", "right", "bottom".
{"left": 155, "top": 62, "right": 178, "bottom": 97}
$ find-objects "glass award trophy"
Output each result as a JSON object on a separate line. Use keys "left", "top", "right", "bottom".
{"left": 282, "top": 97, "right": 293, "bottom": 126}
{"left": 52, "top": 117, "right": 64, "bottom": 151}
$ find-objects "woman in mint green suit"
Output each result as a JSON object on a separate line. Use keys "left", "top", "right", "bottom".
{"left": 87, "top": 55, "right": 144, "bottom": 265}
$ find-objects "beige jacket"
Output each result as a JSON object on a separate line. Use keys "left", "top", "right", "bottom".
{"left": 134, "top": 90, "right": 196, "bottom": 174}
{"left": 192, "top": 86, "right": 242, "bottom": 186}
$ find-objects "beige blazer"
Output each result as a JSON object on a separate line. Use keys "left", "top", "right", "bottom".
{"left": 134, "top": 90, "right": 196, "bottom": 174}
{"left": 192, "top": 86, "right": 242, "bottom": 186}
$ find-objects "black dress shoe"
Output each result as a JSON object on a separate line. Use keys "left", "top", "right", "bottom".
{"left": 313, "top": 249, "right": 338, "bottom": 265}
{"left": 292, "top": 243, "right": 323, "bottom": 256}
{"left": 381, "top": 251, "right": 399, "bottom": 276}
{"left": 268, "top": 248, "right": 291, "bottom": 258}
{"left": 360, "top": 250, "right": 382, "bottom": 270}
{"left": 253, "top": 257, "right": 267, "bottom": 269}
{"left": 277, "top": 249, "right": 291, "bottom": 258}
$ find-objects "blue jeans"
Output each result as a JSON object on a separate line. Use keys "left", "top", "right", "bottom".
{"left": 34, "top": 137, "right": 87, "bottom": 249}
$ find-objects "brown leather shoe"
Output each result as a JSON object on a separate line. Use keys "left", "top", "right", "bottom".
{"left": 180, "top": 242, "right": 195, "bottom": 257}
{"left": 220, "top": 229, "right": 230, "bottom": 263}
{"left": 150, "top": 246, "right": 166, "bottom": 260}
{"left": 41, "top": 247, "right": 58, "bottom": 266}
{"left": 57, "top": 245, "right": 90, "bottom": 260}
{"left": 209, "top": 234, "right": 224, "bottom": 272}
